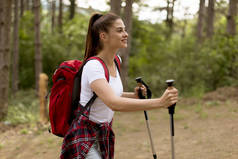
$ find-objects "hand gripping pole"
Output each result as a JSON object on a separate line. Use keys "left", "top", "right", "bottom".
{"left": 166, "top": 79, "right": 176, "bottom": 159}
{"left": 136, "top": 77, "right": 157, "bottom": 159}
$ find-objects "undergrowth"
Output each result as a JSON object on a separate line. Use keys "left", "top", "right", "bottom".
{"left": 5, "top": 89, "right": 40, "bottom": 125}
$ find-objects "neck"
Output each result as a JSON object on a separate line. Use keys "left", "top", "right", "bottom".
{"left": 97, "top": 48, "right": 118, "bottom": 66}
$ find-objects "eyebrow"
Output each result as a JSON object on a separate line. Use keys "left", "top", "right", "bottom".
{"left": 115, "top": 27, "right": 126, "bottom": 30}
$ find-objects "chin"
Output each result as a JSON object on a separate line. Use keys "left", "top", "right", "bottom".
{"left": 121, "top": 43, "right": 128, "bottom": 48}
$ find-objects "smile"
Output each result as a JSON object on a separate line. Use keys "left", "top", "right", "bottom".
{"left": 121, "top": 39, "right": 127, "bottom": 43}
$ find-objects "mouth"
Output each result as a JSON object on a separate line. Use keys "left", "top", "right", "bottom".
{"left": 121, "top": 39, "right": 127, "bottom": 43}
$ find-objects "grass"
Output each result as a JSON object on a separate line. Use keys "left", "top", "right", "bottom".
{"left": 5, "top": 89, "right": 40, "bottom": 125}
{"left": 205, "top": 100, "right": 221, "bottom": 107}
{"left": 183, "top": 124, "right": 189, "bottom": 129}
{"left": 20, "top": 128, "right": 29, "bottom": 135}
{"left": 194, "top": 104, "right": 208, "bottom": 119}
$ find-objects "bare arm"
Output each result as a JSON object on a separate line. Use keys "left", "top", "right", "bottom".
{"left": 122, "top": 84, "right": 147, "bottom": 99}
{"left": 121, "top": 92, "right": 137, "bottom": 98}
{"left": 90, "top": 79, "right": 178, "bottom": 112}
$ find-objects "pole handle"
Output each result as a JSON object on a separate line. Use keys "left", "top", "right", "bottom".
{"left": 166, "top": 79, "right": 176, "bottom": 115}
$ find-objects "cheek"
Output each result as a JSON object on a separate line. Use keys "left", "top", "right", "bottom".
{"left": 109, "top": 35, "right": 121, "bottom": 43}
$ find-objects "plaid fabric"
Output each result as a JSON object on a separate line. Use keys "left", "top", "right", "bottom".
{"left": 60, "top": 109, "right": 115, "bottom": 159}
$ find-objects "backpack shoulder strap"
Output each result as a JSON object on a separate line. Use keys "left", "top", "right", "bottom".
{"left": 114, "top": 55, "right": 121, "bottom": 74}
{"left": 74, "top": 56, "right": 111, "bottom": 116}
{"left": 87, "top": 56, "right": 110, "bottom": 82}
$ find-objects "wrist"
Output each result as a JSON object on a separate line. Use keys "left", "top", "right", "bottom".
{"left": 154, "top": 98, "right": 163, "bottom": 108}
{"left": 134, "top": 92, "right": 139, "bottom": 99}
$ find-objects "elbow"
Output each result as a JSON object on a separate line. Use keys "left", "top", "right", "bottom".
{"left": 104, "top": 96, "right": 123, "bottom": 112}
{"left": 110, "top": 106, "right": 122, "bottom": 112}
{"left": 107, "top": 102, "right": 122, "bottom": 112}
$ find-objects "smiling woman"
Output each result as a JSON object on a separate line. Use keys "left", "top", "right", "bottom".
{"left": 60, "top": 12, "right": 178, "bottom": 159}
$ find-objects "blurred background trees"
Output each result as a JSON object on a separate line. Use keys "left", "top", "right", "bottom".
{"left": 0, "top": 0, "right": 237, "bottom": 121}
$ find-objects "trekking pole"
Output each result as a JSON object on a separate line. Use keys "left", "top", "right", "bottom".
{"left": 166, "top": 79, "right": 176, "bottom": 159}
{"left": 136, "top": 77, "right": 157, "bottom": 159}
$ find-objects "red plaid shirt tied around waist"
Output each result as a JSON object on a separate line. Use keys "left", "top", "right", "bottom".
{"left": 60, "top": 109, "right": 115, "bottom": 159}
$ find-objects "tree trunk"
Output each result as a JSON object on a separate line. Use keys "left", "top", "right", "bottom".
{"left": 226, "top": 0, "right": 237, "bottom": 36}
{"left": 12, "top": 0, "right": 20, "bottom": 95}
{"left": 58, "top": 0, "right": 63, "bottom": 33}
{"left": 196, "top": 0, "right": 205, "bottom": 42}
{"left": 69, "top": 0, "right": 76, "bottom": 20}
{"left": 120, "top": 0, "right": 133, "bottom": 90}
{"left": 0, "top": 0, "right": 12, "bottom": 120}
{"left": 165, "top": 0, "right": 176, "bottom": 37}
{"left": 206, "top": 0, "right": 215, "bottom": 38}
{"left": 20, "top": 0, "right": 24, "bottom": 17}
{"left": 51, "top": 0, "right": 56, "bottom": 33}
{"left": 31, "top": 0, "right": 34, "bottom": 12}
{"left": 34, "top": 0, "right": 42, "bottom": 94}
{"left": 110, "top": 0, "right": 121, "bottom": 16}
{"left": 26, "top": 0, "right": 30, "bottom": 11}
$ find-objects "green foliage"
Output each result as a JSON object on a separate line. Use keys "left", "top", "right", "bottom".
{"left": 128, "top": 17, "right": 238, "bottom": 97}
{"left": 42, "top": 14, "right": 89, "bottom": 85}
{"left": 19, "top": 12, "right": 35, "bottom": 89}
{"left": 17, "top": 9, "right": 238, "bottom": 98}
{"left": 5, "top": 89, "right": 39, "bottom": 125}
{"left": 18, "top": 12, "right": 89, "bottom": 88}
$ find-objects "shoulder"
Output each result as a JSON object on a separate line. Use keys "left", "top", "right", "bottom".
{"left": 82, "top": 59, "right": 107, "bottom": 84}
{"left": 84, "top": 59, "right": 104, "bottom": 71}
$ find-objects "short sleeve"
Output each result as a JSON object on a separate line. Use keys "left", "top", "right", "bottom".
{"left": 83, "top": 60, "right": 106, "bottom": 84}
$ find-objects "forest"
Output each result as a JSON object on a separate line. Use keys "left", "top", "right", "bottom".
{"left": 0, "top": 0, "right": 237, "bottom": 158}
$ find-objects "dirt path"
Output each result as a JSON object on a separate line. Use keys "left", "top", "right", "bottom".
{"left": 0, "top": 88, "right": 238, "bottom": 159}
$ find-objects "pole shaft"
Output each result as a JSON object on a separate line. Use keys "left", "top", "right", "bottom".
{"left": 170, "top": 115, "right": 175, "bottom": 159}
{"left": 136, "top": 77, "right": 157, "bottom": 159}
{"left": 144, "top": 111, "right": 156, "bottom": 156}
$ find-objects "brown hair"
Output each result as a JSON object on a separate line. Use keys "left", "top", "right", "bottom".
{"left": 84, "top": 12, "right": 121, "bottom": 60}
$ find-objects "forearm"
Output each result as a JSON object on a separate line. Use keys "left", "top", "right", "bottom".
{"left": 121, "top": 92, "right": 137, "bottom": 99}
{"left": 106, "top": 96, "right": 162, "bottom": 112}
{"left": 90, "top": 79, "right": 172, "bottom": 112}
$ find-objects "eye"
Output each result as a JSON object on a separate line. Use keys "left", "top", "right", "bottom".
{"left": 117, "top": 29, "right": 123, "bottom": 32}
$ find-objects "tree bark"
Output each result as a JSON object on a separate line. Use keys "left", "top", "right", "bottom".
{"left": 226, "top": 0, "right": 237, "bottom": 36}
{"left": 34, "top": 0, "right": 42, "bottom": 94}
{"left": 0, "top": 0, "right": 12, "bottom": 120}
{"left": 69, "top": 0, "right": 76, "bottom": 20}
{"left": 12, "top": 0, "right": 20, "bottom": 95}
{"left": 26, "top": 0, "right": 30, "bottom": 11}
{"left": 206, "top": 0, "right": 215, "bottom": 38}
{"left": 110, "top": 0, "right": 121, "bottom": 16}
{"left": 31, "top": 0, "right": 34, "bottom": 12}
{"left": 20, "top": 0, "right": 24, "bottom": 17}
{"left": 197, "top": 0, "right": 205, "bottom": 42}
{"left": 165, "top": 0, "right": 176, "bottom": 37}
{"left": 120, "top": 0, "right": 133, "bottom": 90}
{"left": 58, "top": 0, "right": 63, "bottom": 33}
{"left": 51, "top": 0, "right": 56, "bottom": 33}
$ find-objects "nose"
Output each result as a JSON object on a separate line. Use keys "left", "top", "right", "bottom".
{"left": 124, "top": 30, "right": 128, "bottom": 37}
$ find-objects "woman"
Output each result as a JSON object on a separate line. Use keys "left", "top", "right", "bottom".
{"left": 61, "top": 12, "right": 178, "bottom": 159}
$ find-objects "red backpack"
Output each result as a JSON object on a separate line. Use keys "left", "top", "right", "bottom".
{"left": 49, "top": 56, "right": 121, "bottom": 137}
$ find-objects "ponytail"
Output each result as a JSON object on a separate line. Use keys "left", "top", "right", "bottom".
{"left": 84, "top": 13, "right": 103, "bottom": 60}
{"left": 84, "top": 12, "right": 120, "bottom": 60}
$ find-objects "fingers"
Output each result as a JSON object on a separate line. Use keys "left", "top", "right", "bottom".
{"left": 135, "top": 85, "right": 147, "bottom": 98}
{"left": 140, "top": 85, "right": 147, "bottom": 96}
{"left": 162, "top": 87, "right": 179, "bottom": 108}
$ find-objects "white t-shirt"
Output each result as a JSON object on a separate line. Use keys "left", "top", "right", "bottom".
{"left": 80, "top": 59, "right": 123, "bottom": 124}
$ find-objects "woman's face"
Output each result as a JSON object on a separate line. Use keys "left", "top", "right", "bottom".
{"left": 101, "top": 19, "right": 128, "bottom": 49}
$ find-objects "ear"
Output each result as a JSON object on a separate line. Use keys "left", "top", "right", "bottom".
{"left": 99, "top": 32, "right": 107, "bottom": 41}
